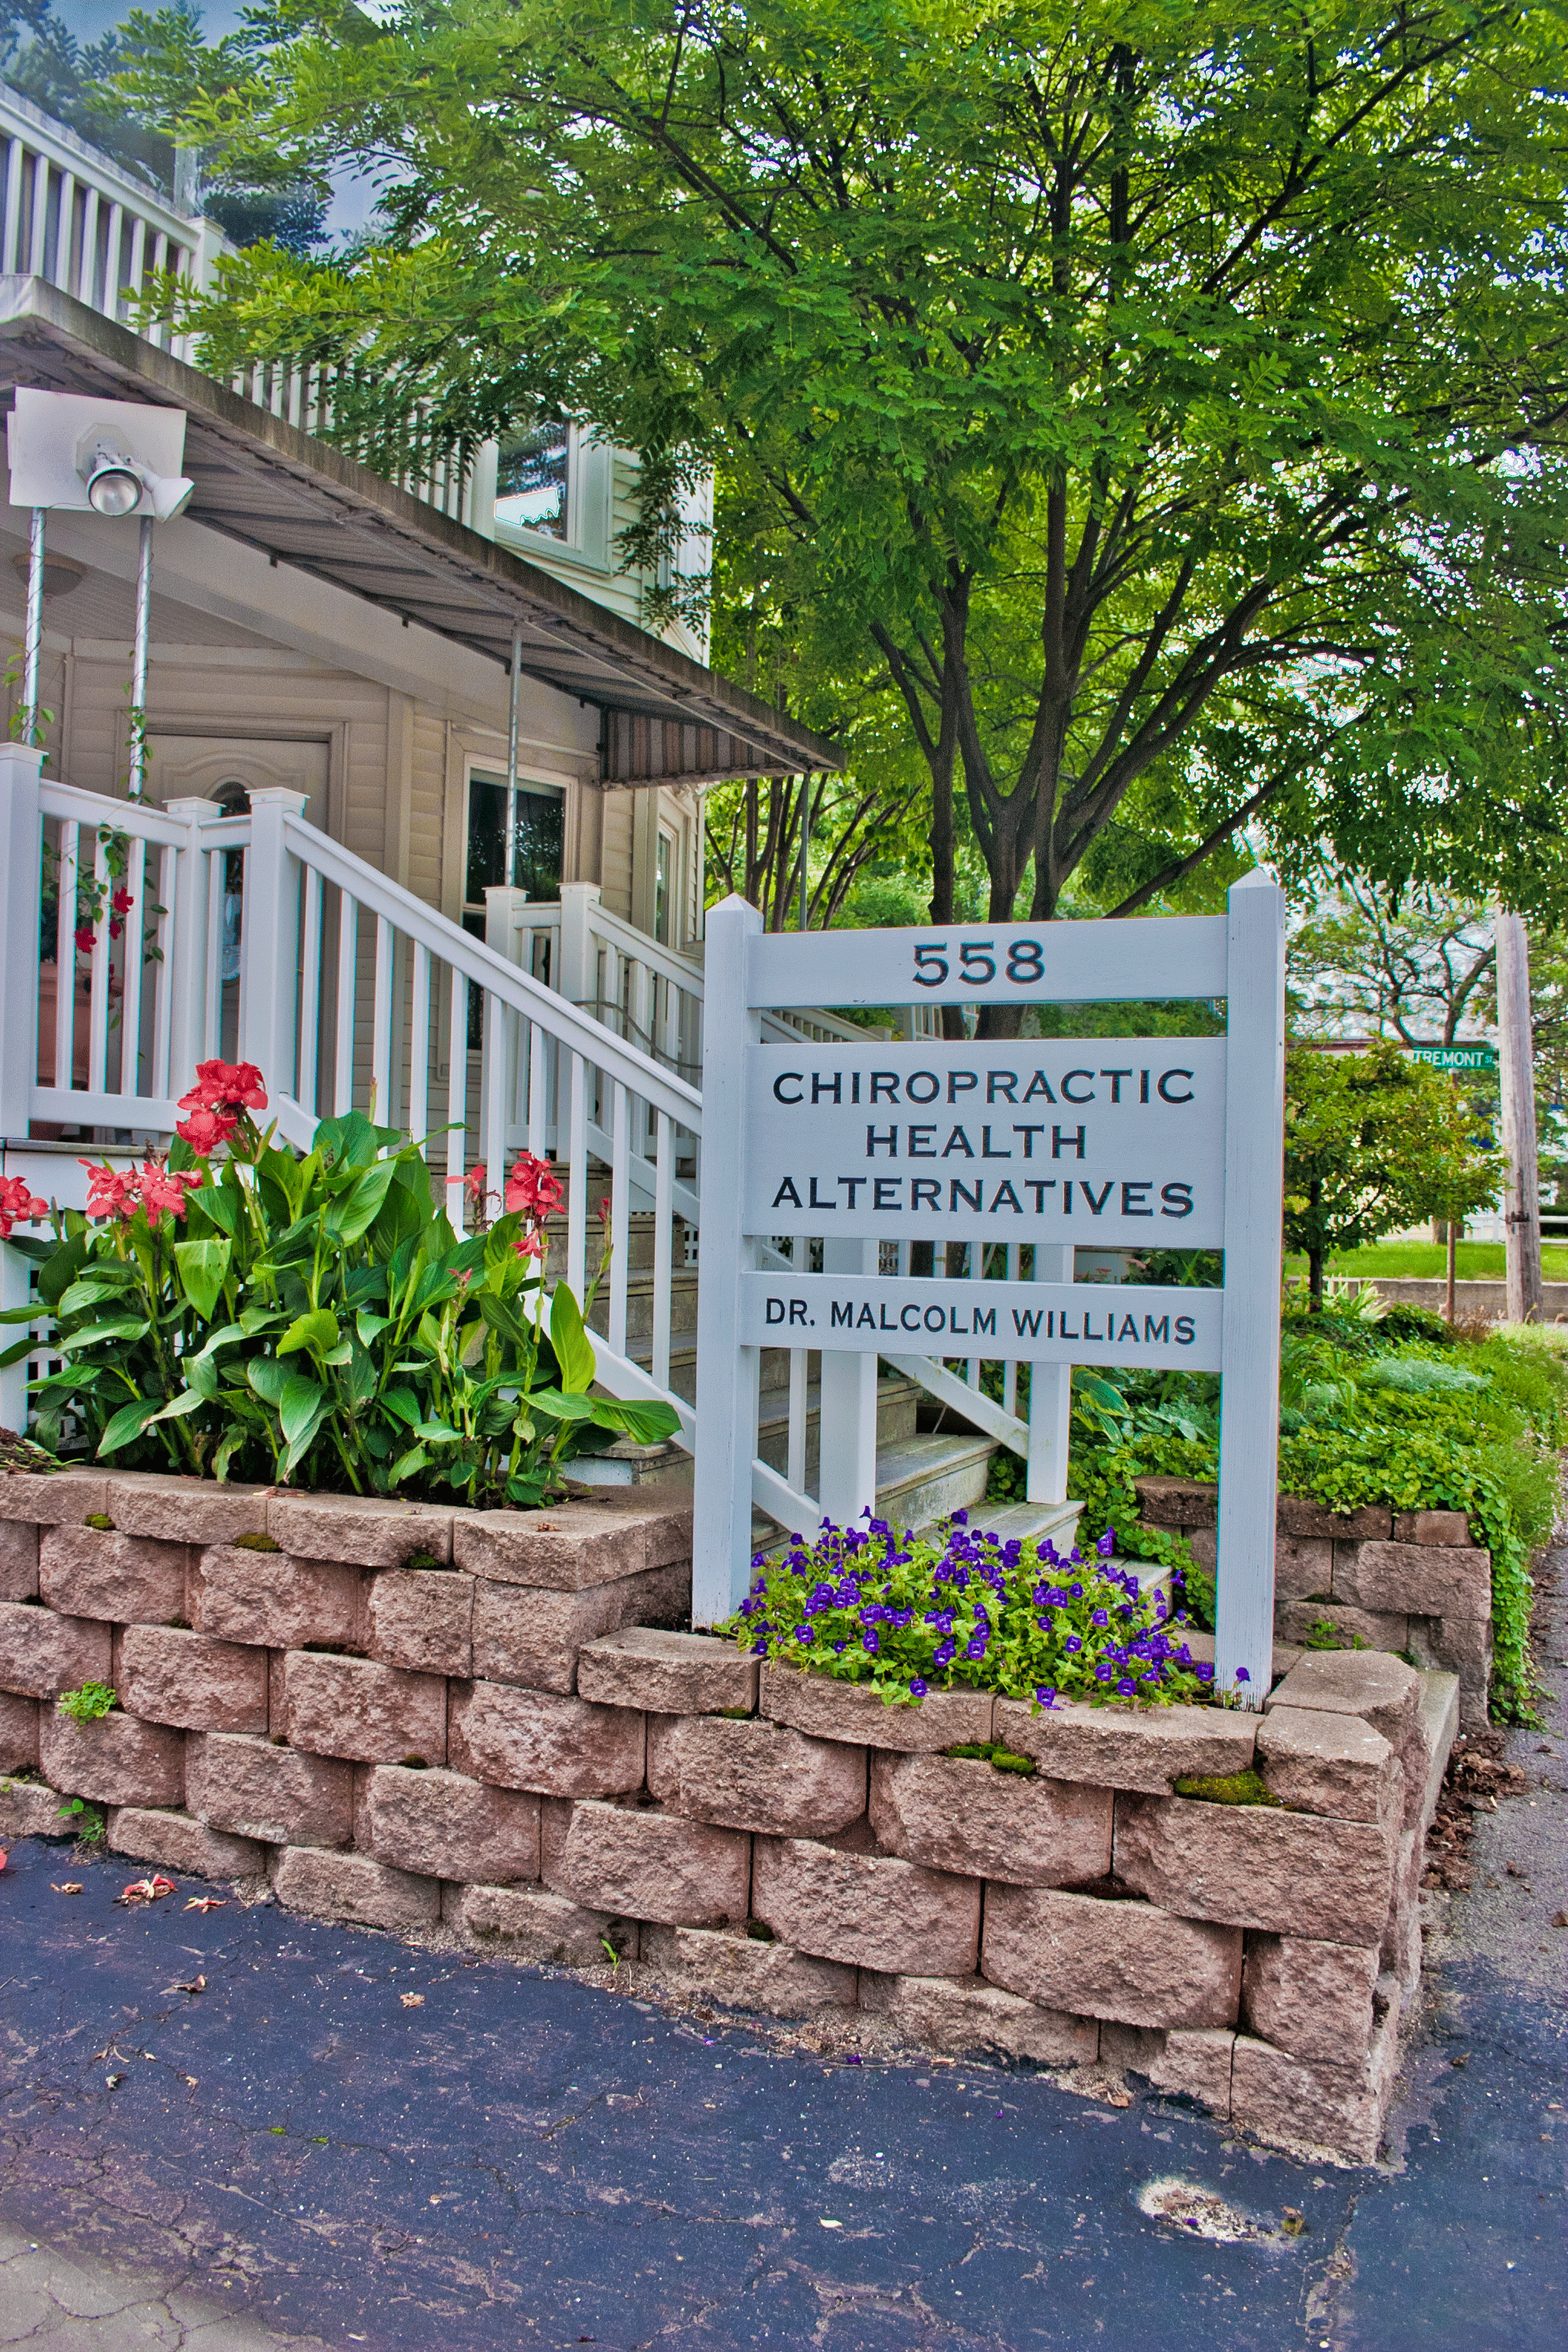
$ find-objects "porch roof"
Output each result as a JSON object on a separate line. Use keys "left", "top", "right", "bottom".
{"left": 0, "top": 277, "right": 840, "bottom": 789}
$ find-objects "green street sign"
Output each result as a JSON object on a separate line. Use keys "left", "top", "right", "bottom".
{"left": 1406, "top": 1044, "right": 1497, "bottom": 1072}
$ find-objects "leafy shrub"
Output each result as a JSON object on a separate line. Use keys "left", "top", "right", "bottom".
{"left": 723, "top": 1511, "right": 1213, "bottom": 1710}
{"left": 1375, "top": 1304, "right": 1457, "bottom": 1348}
{"left": 2, "top": 1060, "right": 678, "bottom": 1508}
{"left": 1058, "top": 1318, "right": 1568, "bottom": 1723}
{"left": 55, "top": 1681, "right": 117, "bottom": 1723}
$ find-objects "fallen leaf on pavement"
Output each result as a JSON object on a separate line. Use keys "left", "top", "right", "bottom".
{"left": 105, "top": 2073, "right": 122, "bottom": 2089}
{"left": 184, "top": 1896, "right": 226, "bottom": 1913}
{"left": 400, "top": 1992, "right": 425, "bottom": 2008}
{"left": 1107, "top": 2088, "right": 1132, "bottom": 2109}
{"left": 164, "top": 1976, "right": 206, "bottom": 1996}
{"left": 1553, "top": 1912, "right": 1568, "bottom": 1929}
{"left": 51, "top": 1882, "right": 82, "bottom": 1895}
{"left": 117, "top": 1876, "right": 177, "bottom": 1906}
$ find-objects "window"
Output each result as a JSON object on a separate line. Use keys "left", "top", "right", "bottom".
{"left": 462, "top": 769, "right": 565, "bottom": 1049}
{"left": 465, "top": 770, "right": 564, "bottom": 923}
{"left": 655, "top": 829, "right": 673, "bottom": 946}
{"left": 494, "top": 420, "right": 570, "bottom": 541}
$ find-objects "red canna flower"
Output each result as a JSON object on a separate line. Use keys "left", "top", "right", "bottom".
{"left": 513, "top": 1226, "right": 546, "bottom": 1263}
{"left": 0, "top": 1175, "right": 48, "bottom": 1239}
{"left": 175, "top": 1104, "right": 237, "bottom": 1158}
{"left": 80, "top": 1162, "right": 137, "bottom": 1222}
{"left": 505, "top": 1153, "right": 564, "bottom": 1219}
{"left": 137, "top": 1164, "right": 201, "bottom": 1221}
{"left": 81, "top": 1158, "right": 200, "bottom": 1224}
{"left": 178, "top": 1059, "right": 266, "bottom": 1115}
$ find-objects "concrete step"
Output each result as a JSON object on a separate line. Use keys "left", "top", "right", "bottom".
{"left": 753, "top": 1375, "right": 921, "bottom": 1478}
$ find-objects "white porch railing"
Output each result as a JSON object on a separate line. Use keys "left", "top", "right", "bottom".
{"left": 0, "top": 750, "right": 1074, "bottom": 1524}
{"left": 0, "top": 87, "right": 218, "bottom": 352}
{"left": 0, "top": 747, "right": 822, "bottom": 1534}
{"left": 485, "top": 880, "right": 890, "bottom": 1083}
{"left": 0, "top": 87, "right": 479, "bottom": 523}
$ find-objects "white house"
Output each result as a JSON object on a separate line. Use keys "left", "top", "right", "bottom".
{"left": 0, "top": 85, "right": 1071, "bottom": 1556}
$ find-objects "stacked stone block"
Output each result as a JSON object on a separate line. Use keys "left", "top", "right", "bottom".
{"left": 0, "top": 1469, "right": 1460, "bottom": 2165}
{"left": 1134, "top": 1475, "right": 1494, "bottom": 1726}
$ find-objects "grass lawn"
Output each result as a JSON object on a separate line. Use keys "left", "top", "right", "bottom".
{"left": 1292, "top": 1240, "right": 1568, "bottom": 1282}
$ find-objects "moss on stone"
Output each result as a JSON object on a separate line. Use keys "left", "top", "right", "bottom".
{"left": 232, "top": 1530, "right": 281, "bottom": 1552}
{"left": 1172, "top": 1767, "right": 1282, "bottom": 1808}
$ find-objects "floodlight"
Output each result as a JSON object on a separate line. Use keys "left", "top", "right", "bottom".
{"left": 6, "top": 388, "right": 191, "bottom": 518}
{"left": 80, "top": 442, "right": 142, "bottom": 517}
{"left": 74, "top": 430, "right": 193, "bottom": 521}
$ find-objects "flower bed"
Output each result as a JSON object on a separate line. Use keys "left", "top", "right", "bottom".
{"left": 0, "top": 1060, "right": 678, "bottom": 1507}
{"left": 0, "top": 1469, "right": 1459, "bottom": 2166}
{"left": 724, "top": 1511, "right": 1218, "bottom": 1707}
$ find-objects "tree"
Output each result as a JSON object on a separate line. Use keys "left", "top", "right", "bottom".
{"left": 1290, "top": 890, "right": 1495, "bottom": 1047}
{"left": 1283, "top": 1043, "right": 1501, "bottom": 1304}
{"left": 116, "top": 0, "right": 1568, "bottom": 1013}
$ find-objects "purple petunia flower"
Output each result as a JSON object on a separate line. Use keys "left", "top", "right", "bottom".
{"left": 965, "top": 1637, "right": 987, "bottom": 1659}
{"left": 1095, "top": 1661, "right": 1115, "bottom": 1681}
{"left": 1036, "top": 1685, "right": 1059, "bottom": 1709}
{"left": 1117, "top": 1677, "right": 1137, "bottom": 1696}
{"left": 1235, "top": 1667, "right": 1251, "bottom": 1684}
{"left": 1091, "top": 1609, "right": 1109, "bottom": 1628}
{"left": 910, "top": 1677, "right": 928, "bottom": 1697}
{"left": 934, "top": 1638, "right": 956, "bottom": 1667}
{"left": 1064, "top": 1635, "right": 1083, "bottom": 1654}
{"left": 1070, "top": 1582, "right": 1083, "bottom": 1599}
{"left": 1196, "top": 1662, "right": 1214, "bottom": 1683}
{"left": 863, "top": 1629, "right": 880, "bottom": 1655}
{"left": 1096, "top": 1530, "right": 1115, "bottom": 1557}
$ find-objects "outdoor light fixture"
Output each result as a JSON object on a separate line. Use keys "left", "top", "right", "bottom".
{"left": 6, "top": 388, "right": 194, "bottom": 789}
{"left": 76, "top": 430, "right": 193, "bottom": 521}
{"left": 6, "top": 389, "right": 192, "bottom": 518}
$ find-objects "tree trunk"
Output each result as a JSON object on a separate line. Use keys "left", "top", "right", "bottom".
{"left": 1308, "top": 1244, "right": 1324, "bottom": 1308}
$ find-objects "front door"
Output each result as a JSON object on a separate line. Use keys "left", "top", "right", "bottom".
{"left": 145, "top": 737, "right": 332, "bottom": 1066}
{"left": 145, "top": 736, "right": 330, "bottom": 831}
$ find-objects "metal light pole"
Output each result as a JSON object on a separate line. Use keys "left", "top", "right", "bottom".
{"left": 21, "top": 506, "right": 44, "bottom": 746}
{"left": 128, "top": 513, "right": 154, "bottom": 799}
{"left": 505, "top": 622, "right": 521, "bottom": 887}
{"left": 1497, "top": 906, "right": 1544, "bottom": 1323}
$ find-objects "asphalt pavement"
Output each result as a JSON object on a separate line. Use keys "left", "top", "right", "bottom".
{"left": 1, "top": 1569, "right": 1563, "bottom": 2352}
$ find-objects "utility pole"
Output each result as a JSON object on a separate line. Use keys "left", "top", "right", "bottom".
{"left": 1496, "top": 907, "right": 1544, "bottom": 1323}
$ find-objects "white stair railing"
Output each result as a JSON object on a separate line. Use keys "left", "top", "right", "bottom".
{"left": 0, "top": 749, "right": 1055, "bottom": 1528}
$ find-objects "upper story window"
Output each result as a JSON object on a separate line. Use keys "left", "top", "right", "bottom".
{"left": 494, "top": 420, "right": 570, "bottom": 541}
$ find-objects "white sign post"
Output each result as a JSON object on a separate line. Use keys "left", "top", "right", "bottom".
{"left": 691, "top": 875, "right": 1286, "bottom": 1702}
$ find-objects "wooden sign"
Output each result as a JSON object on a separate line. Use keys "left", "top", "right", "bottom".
{"left": 744, "top": 1038, "right": 1226, "bottom": 1246}
{"left": 692, "top": 876, "right": 1287, "bottom": 1707}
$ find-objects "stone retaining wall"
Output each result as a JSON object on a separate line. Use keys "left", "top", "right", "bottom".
{"left": 1134, "top": 1475, "right": 1492, "bottom": 1728}
{"left": 0, "top": 1470, "right": 1459, "bottom": 2165}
